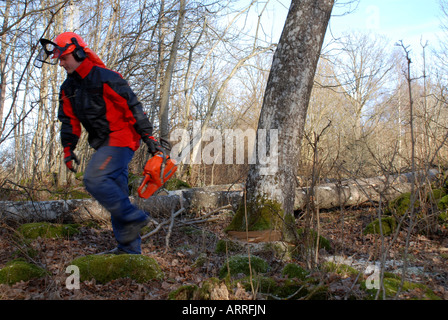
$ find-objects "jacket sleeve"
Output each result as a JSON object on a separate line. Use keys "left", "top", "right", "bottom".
{"left": 58, "top": 89, "right": 81, "bottom": 152}
{"left": 103, "top": 71, "right": 154, "bottom": 144}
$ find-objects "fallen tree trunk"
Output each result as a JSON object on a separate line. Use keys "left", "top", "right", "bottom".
{"left": 0, "top": 184, "right": 245, "bottom": 223}
{"left": 0, "top": 170, "right": 440, "bottom": 223}
{"left": 295, "top": 169, "right": 441, "bottom": 211}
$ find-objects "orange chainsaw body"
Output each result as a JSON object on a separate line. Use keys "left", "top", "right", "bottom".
{"left": 137, "top": 151, "right": 178, "bottom": 199}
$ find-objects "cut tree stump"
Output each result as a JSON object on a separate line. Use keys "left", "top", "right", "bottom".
{"left": 227, "top": 230, "right": 282, "bottom": 243}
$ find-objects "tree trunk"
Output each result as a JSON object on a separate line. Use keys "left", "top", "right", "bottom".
{"left": 1, "top": 169, "right": 439, "bottom": 224}
{"left": 226, "top": 0, "right": 334, "bottom": 237}
{"left": 0, "top": 0, "right": 11, "bottom": 139}
{"left": 159, "top": 0, "right": 186, "bottom": 140}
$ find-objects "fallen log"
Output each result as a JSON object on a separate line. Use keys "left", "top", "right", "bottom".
{"left": 0, "top": 185, "right": 244, "bottom": 223}
{"left": 0, "top": 170, "right": 440, "bottom": 223}
{"left": 295, "top": 169, "right": 440, "bottom": 210}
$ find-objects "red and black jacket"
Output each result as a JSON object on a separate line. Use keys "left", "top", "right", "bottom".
{"left": 58, "top": 58, "right": 153, "bottom": 154}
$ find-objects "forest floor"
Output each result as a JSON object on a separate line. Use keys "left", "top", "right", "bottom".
{"left": 1, "top": 204, "right": 448, "bottom": 301}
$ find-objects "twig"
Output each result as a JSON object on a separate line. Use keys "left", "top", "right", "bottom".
{"left": 343, "top": 271, "right": 362, "bottom": 300}
{"left": 177, "top": 204, "right": 233, "bottom": 225}
{"left": 192, "top": 204, "right": 233, "bottom": 221}
{"left": 165, "top": 207, "right": 176, "bottom": 251}
{"left": 261, "top": 285, "right": 306, "bottom": 300}
{"left": 300, "top": 281, "right": 326, "bottom": 300}
{"left": 179, "top": 216, "right": 221, "bottom": 225}
{"left": 141, "top": 207, "right": 185, "bottom": 239}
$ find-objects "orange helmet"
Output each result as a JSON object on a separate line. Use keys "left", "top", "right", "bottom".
{"left": 52, "top": 32, "right": 87, "bottom": 59}
{"left": 34, "top": 32, "right": 105, "bottom": 69}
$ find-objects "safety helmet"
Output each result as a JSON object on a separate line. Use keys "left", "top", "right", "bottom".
{"left": 52, "top": 32, "right": 87, "bottom": 59}
{"left": 34, "top": 32, "right": 87, "bottom": 68}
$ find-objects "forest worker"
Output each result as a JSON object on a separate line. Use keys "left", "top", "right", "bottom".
{"left": 35, "top": 32, "right": 161, "bottom": 255}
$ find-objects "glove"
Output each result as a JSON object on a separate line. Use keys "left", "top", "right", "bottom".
{"left": 64, "top": 147, "right": 80, "bottom": 173}
{"left": 159, "top": 138, "right": 172, "bottom": 153}
{"left": 144, "top": 135, "right": 160, "bottom": 156}
{"left": 143, "top": 135, "right": 173, "bottom": 156}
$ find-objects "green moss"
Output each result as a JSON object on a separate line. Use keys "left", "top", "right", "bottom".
{"left": 273, "top": 278, "right": 309, "bottom": 299}
{"left": 296, "top": 228, "right": 332, "bottom": 251}
{"left": 169, "top": 284, "right": 199, "bottom": 300}
{"left": 191, "top": 253, "right": 207, "bottom": 269}
{"left": 71, "top": 254, "right": 164, "bottom": 284}
{"left": 218, "top": 255, "right": 269, "bottom": 279}
{"left": 196, "top": 277, "right": 227, "bottom": 300}
{"left": 427, "top": 188, "right": 446, "bottom": 202}
{"left": 82, "top": 220, "right": 102, "bottom": 230}
{"left": 438, "top": 211, "right": 448, "bottom": 224}
{"left": 361, "top": 273, "right": 441, "bottom": 300}
{"left": 12, "top": 244, "right": 38, "bottom": 260}
{"left": 363, "top": 217, "right": 397, "bottom": 236}
{"left": 18, "top": 222, "right": 80, "bottom": 239}
{"left": 67, "top": 189, "right": 90, "bottom": 199}
{"left": 320, "top": 261, "right": 360, "bottom": 278}
{"left": 279, "top": 279, "right": 328, "bottom": 300}
{"left": 51, "top": 187, "right": 90, "bottom": 200}
{"left": 385, "top": 192, "right": 419, "bottom": 216}
{"left": 281, "top": 263, "right": 309, "bottom": 280}
{"left": 239, "top": 275, "right": 328, "bottom": 300}
{"left": 215, "top": 239, "right": 243, "bottom": 254}
{"left": 75, "top": 171, "right": 84, "bottom": 180}
{"left": 437, "top": 195, "right": 448, "bottom": 211}
{"left": 225, "top": 195, "right": 285, "bottom": 232}
{"left": 164, "top": 178, "right": 191, "bottom": 191}
{"left": 0, "top": 259, "right": 48, "bottom": 285}
{"left": 180, "top": 225, "right": 209, "bottom": 236}
{"left": 169, "top": 278, "right": 229, "bottom": 300}
{"left": 239, "top": 275, "right": 278, "bottom": 295}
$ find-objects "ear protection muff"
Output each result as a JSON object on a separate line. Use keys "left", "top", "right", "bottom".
{"left": 71, "top": 37, "right": 87, "bottom": 62}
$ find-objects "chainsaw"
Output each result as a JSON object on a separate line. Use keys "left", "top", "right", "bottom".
{"left": 137, "top": 136, "right": 198, "bottom": 199}
{"left": 137, "top": 141, "right": 177, "bottom": 199}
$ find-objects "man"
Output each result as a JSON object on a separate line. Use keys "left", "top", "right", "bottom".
{"left": 36, "top": 32, "right": 160, "bottom": 255}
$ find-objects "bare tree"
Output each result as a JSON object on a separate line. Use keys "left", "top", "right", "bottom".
{"left": 226, "top": 0, "right": 335, "bottom": 239}
{"left": 331, "top": 32, "right": 395, "bottom": 139}
{"left": 159, "top": 0, "right": 186, "bottom": 140}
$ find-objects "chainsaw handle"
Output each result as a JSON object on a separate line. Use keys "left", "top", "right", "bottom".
{"left": 137, "top": 174, "right": 152, "bottom": 198}
{"left": 156, "top": 145, "right": 166, "bottom": 158}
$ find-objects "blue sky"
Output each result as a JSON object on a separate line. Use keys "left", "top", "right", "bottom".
{"left": 329, "top": 0, "right": 445, "bottom": 49}
{"left": 257, "top": 0, "right": 446, "bottom": 52}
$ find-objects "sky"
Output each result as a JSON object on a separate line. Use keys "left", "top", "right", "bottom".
{"left": 258, "top": 0, "right": 446, "bottom": 53}
{"left": 329, "top": 0, "right": 445, "bottom": 50}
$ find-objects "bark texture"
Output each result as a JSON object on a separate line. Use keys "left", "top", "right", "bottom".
{"left": 228, "top": 0, "right": 335, "bottom": 232}
{"left": 2, "top": 170, "right": 438, "bottom": 224}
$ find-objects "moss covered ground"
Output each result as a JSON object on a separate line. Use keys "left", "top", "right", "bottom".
{"left": 0, "top": 202, "right": 447, "bottom": 300}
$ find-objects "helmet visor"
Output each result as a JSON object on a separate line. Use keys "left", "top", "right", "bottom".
{"left": 34, "top": 38, "right": 71, "bottom": 68}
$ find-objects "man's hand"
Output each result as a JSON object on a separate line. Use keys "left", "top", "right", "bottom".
{"left": 64, "top": 147, "right": 80, "bottom": 173}
{"left": 159, "top": 138, "right": 172, "bottom": 152}
{"left": 146, "top": 136, "right": 173, "bottom": 156}
{"left": 145, "top": 136, "right": 161, "bottom": 156}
